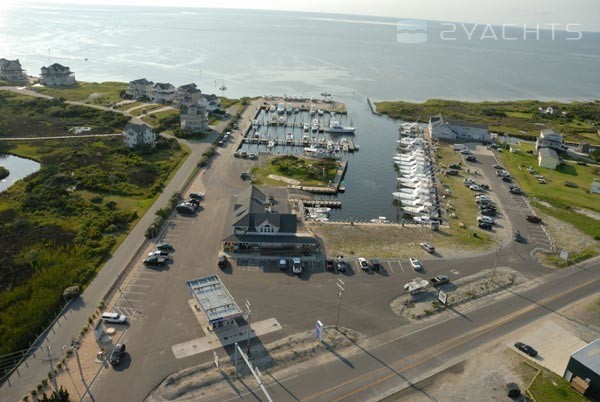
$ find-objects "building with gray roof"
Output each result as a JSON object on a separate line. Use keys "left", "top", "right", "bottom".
{"left": 564, "top": 338, "right": 600, "bottom": 399}
{"left": 428, "top": 113, "right": 490, "bottom": 142}
{"left": 40, "top": 63, "right": 75, "bottom": 87}
{"left": 186, "top": 275, "right": 242, "bottom": 330}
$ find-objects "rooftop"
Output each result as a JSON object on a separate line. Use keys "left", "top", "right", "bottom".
{"left": 186, "top": 275, "right": 242, "bottom": 324}
{"left": 538, "top": 147, "right": 558, "bottom": 159}
{"left": 572, "top": 338, "right": 600, "bottom": 374}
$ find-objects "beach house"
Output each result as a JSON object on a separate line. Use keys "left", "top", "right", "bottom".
{"left": 173, "top": 83, "right": 203, "bottom": 108}
{"left": 40, "top": 63, "right": 76, "bottom": 87}
{"left": 180, "top": 104, "right": 209, "bottom": 133}
{"left": 0, "top": 58, "right": 27, "bottom": 82}
{"left": 123, "top": 121, "right": 156, "bottom": 149}
{"left": 538, "top": 147, "right": 559, "bottom": 170}
{"left": 536, "top": 128, "right": 566, "bottom": 152}
{"left": 151, "top": 82, "right": 176, "bottom": 104}
{"left": 126, "top": 78, "right": 154, "bottom": 100}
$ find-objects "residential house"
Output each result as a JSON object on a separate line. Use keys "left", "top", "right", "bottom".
{"left": 123, "top": 121, "right": 156, "bottom": 149}
{"left": 126, "top": 78, "right": 154, "bottom": 100}
{"left": 564, "top": 338, "right": 600, "bottom": 400}
{"left": 203, "top": 94, "right": 222, "bottom": 114}
{"left": 591, "top": 179, "right": 600, "bottom": 195}
{"left": 151, "top": 82, "right": 176, "bottom": 104}
{"left": 180, "top": 104, "right": 209, "bottom": 133}
{"left": 536, "top": 128, "right": 567, "bottom": 152}
{"left": 222, "top": 186, "right": 318, "bottom": 254}
{"left": 173, "top": 83, "right": 203, "bottom": 108}
{"left": 538, "top": 147, "right": 559, "bottom": 170}
{"left": 428, "top": 114, "right": 490, "bottom": 142}
{"left": 40, "top": 63, "right": 76, "bottom": 87}
{"left": 0, "top": 58, "right": 26, "bottom": 82}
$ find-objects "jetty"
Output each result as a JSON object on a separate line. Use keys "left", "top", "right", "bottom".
{"left": 367, "top": 97, "right": 381, "bottom": 116}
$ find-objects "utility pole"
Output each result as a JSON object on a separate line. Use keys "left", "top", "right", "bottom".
{"left": 335, "top": 279, "right": 345, "bottom": 330}
{"left": 42, "top": 345, "right": 58, "bottom": 391}
{"left": 489, "top": 241, "right": 502, "bottom": 283}
{"left": 245, "top": 299, "right": 252, "bottom": 355}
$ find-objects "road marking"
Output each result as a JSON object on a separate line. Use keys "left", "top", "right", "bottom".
{"left": 302, "top": 275, "right": 600, "bottom": 402}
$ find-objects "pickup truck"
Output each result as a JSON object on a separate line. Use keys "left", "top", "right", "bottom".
{"left": 403, "top": 278, "right": 429, "bottom": 295}
{"left": 430, "top": 275, "right": 450, "bottom": 287}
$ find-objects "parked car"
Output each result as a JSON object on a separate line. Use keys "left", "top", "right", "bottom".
{"left": 465, "top": 155, "right": 477, "bottom": 162}
{"left": 336, "top": 255, "right": 348, "bottom": 272}
{"left": 102, "top": 312, "right": 128, "bottom": 324}
{"left": 279, "top": 257, "right": 288, "bottom": 270}
{"left": 189, "top": 192, "right": 204, "bottom": 200}
{"left": 526, "top": 215, "right": 542, "bottom": 223}
{"left": 514, "top": 342, "right": 538, "bottom": 357}
{"left": 509, "top": 186, "right": 523, "bottom": 195}
{"left": 156, "top": 242, "right": 174, "bottom": 252}
{"left": 370, "top": 259, "right": 381, "bottom": 271}
{"left": 493, "top": 164, "right": 503, "bottom": 169}
{"left": 409, "top": 257, "right": 423, "bottom": 271}
{"left": 110, "top": 343, "right": 126, "bottom": 366}
{"left": 357, "top": 257, "right": 369, "bottom": 271}
{"left": 480, "top": 208, "right": 497, "bottom": 217}
{"left": 240, "top": 151, "right": 248, "bottom": 159}
{"left": 430, "top": 275, "right": 450, "bottom": 287}
{"left": 502, "top": 176, "right": 512, "bottom": 182}
{"left": 477, "top": 216, "right": 495, "bottom": 225}
{"left": 326, "top": 259, "right": 335, "bottom": 272}
{"left": 144, "top": 255, "right": 166, "bottom": 266}
{"left": 217, "top": 253, "right": 227, "bottom": 269}
{"left": 217, "top": 140, "right": 224, "bottom": 147}
{"left": 469, "top": 185, "right": 483, "bottom": 192}
{"left": 292, "top": 258, "right": 302, "bottom": 274}
{"left": 478, "top": 221, "right": 493, "bottom": 230}
{"left": 148, "top": 250, "right": 170, "bottom": 258}
{"left": 176, "top": 204, "right": 195, "bottom": 214}
{"left": 240, "top": 171, "right": 249, "bottom": 180}
{"left": 233, "top": 150, "right": 241, "bottom": 158}
{"left": 445, "top": 169, "right": 459, "bottom": 176}
{"left": 248, "top": 153, "right": 258, "bottom": 160}
{"left": 420, "top": 242, "right": 435, "bottom": 253}
{"left": 459, "top": 148, "right": 471, "bottom": 155}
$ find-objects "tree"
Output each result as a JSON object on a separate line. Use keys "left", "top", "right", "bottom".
{"left": 40, "top": 386, "right": 70, "bottom": 402}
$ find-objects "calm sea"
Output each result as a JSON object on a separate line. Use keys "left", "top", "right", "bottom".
{"left": 1, "top": 5, "right": 599, "bottom": 219}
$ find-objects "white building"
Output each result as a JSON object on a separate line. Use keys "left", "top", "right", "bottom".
{"left": 40, "top": 63, "right": 76, "bottom": 87}
{"left": 180, "top": 104, "right": 209, "bottom": 133}
{"left": 151, "top": 82, "right": 176, "bottom": 104}
{"left": 591, "top": 180, "right": 600, "bottom": 195}
{"left": 203, "top": 94, "right": 222, "bottom": 114}
{"left": 126, "top": 78, "right": 154, "bottom": 100}
{"left": 536, "top": 128, "right": 566, "bottom": 152}
{"left": 123, "top": 121, "right": 156, "bottom": 149}
{"left": 538, "top": 147, "right": 559, "bottom": 170}
{"left": 428, "top": 114, "right": 490, "bottom": 142}
{"left": 0, "top": 58, "right": 26, "bottom": 82}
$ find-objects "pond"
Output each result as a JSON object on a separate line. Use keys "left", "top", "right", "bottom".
{"left": 0, "top": 154, "right": 41, "bottom": 192}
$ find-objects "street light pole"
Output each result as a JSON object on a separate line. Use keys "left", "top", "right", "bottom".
{"left": 335, "top": 279, "right": 345, "bottom": 330}
{"left": 245, "top": 299, "right": 252, "bottom": 355}
{"left": 489, "top": 241, "right": 502, "bottom": 283}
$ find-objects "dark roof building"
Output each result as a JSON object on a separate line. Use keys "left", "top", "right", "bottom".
{"left": 564, "top": 338, "right": 600, "bottom": 399}
{"left": 222, "top": 186, "right": 318, "bottom": 253}
{"left": 0, "top": 58, "right": 27, "bottom": 82}
{"left": 40, "top": 63, "right": 75, "bottom": 87}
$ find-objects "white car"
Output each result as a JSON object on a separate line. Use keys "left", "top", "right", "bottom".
{"left": 292, "top": 258, "right": 302, "bottom": 274}
{"left": 148, "top": 250, "right": 170, "bottom": 258}
{"left": 460, "top": 148, "right": 471, "bottom": 155}
{"left": 357, "top": 257, "right": 369, "bottom": 270}
{"left": 477, "top": 216, "right": 495, "bottom": 224}
{"left": 469, "top": 185, "right": 483, "bottom": 191}
{"left": 409, "top": 257, "right": 423, "bottom": 271}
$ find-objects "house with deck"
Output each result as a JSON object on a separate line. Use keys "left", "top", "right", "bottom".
{"left": 536, "top": 128, "right": 567, "bottom": 152}
{"left": 126, "top": 78, "right": 154, "bottom": 100}
{"left": 151, "top": 82, "right": 176, "bottom": 104}
{"left": 180, "top": 104, "right": 209, "bottom": 133}
{"left": 0, "top": 58, "right": 27, "bottom": 82}
{"left": 40, "top": 63, "right": 76, "bottom": 87}
{"left": 222, "top": 186, "right": 318, "bottom": 254}
{"left": 123, "top": 121, "right": 156, "bottom": 149}
{"left": 428, "top": 114, "right": 490, "bottom": 142}
{"left": 203, "top": 94, "right": 222, "bottom": 114}
{"left": 174, "top": 83, "right": 203, "bottom": 108}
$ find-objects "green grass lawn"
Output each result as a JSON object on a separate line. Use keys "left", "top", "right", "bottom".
{"left": 528, "top": 365, "right": 588, "bottom": 402}
{"left": 116, "top": 101, "right": 142, "bottom": 111}
{"left": 496, "top": 144, "right": 600, "bottom": 239}
{"left": 35, "top": 81, "right": 127, "bottom": 104}
{"left": 130, "top": 104, "right": 165, "bottom": 116}
{"left": 251, "top": 155, "right": 338, "bottom": 187}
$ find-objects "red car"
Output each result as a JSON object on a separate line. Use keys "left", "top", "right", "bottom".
{"left": 526, "top": 215, "right": 542, "bottom": 223}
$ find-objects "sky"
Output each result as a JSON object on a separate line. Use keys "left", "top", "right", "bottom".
{"left": 7, "top": 0, "right": 600, "bottom": 31}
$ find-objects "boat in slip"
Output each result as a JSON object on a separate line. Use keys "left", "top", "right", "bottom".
{"left": 278, "top": 116, "right": 286, "bottom": 124}
{"left": 309, "top": 105, "right": 317, "bottom": 115}
{"left": 311, "top": 118, "right": 320, "bottom": 132}
{"left": 276, "top": 102, "right": 285, "bottom": 114}
{"left": 267, "top": 139, "right": 276, "bottom": 148}
{"left": 302, "top": 134, "right": 309, "bottom": 145}
{"left": 286, "top": 132, "right": 294, "bottom": 143}
{"left": 317, "top": 109, "right": 324, "bottom": 116}
{"left": 325, "top": 120, "right": 356, "bottom": 134}
{"left": 286, "top": 104, "right": 293, "bottom": 114}
{"left": 304, "top": 146, "right": 319, "bottom": 154}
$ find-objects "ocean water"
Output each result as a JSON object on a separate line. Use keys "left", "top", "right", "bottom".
{"left": 1, "top": 5, "right": 599, "bottom": 219}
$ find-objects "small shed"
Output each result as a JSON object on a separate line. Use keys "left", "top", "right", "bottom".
{"left": 564, "top": 338, "right": 600, "bottom": 399}
{"left": 538, "top": 148, "right": 559, "bottom": 170}
{"left": 591, "top": 179, "right": 600, "bottom": 195}
{"left": 186, "top": 275, "right": 243, "bottom": 330}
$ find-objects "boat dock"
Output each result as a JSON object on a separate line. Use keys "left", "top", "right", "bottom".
{"left": 289, "top": 199, "right": 342, "bottom": 208}
{"left": 241, "top": 137, "right": 357, "bottom": 152}
{"left": 287, "top": 185, "right": 338, "bottom": 194}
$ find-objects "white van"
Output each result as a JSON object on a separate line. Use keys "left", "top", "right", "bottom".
{"left": 102, "top": 312, "right": 127, "bottom": 324}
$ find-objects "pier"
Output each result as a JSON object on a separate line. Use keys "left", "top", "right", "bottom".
{"left": 367, "top": 97, "right": 381, "bottom": 116}
{"left": 289, "top": 199, "right": 342, "bottom": 208}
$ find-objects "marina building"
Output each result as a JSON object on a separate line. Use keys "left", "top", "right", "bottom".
{"left": 40, "top": 63, "right": 76, "bottom": 87}
{"left": 123, "top": 121, "right": 156, "bottom": 149}
{"left": 537, "top": 147, "right": 559, "bottom": 170}
{"left": 428, "top": 114, "right": 490, "bottom": 143}
{"left": 0, "top": 58, "right": 27, "bottom": 82}
{"left": 222, "top": 186, "right": 318, "bottom": 254}
{"left": 536, "top": 128, "right": 567, "bottom": 152}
